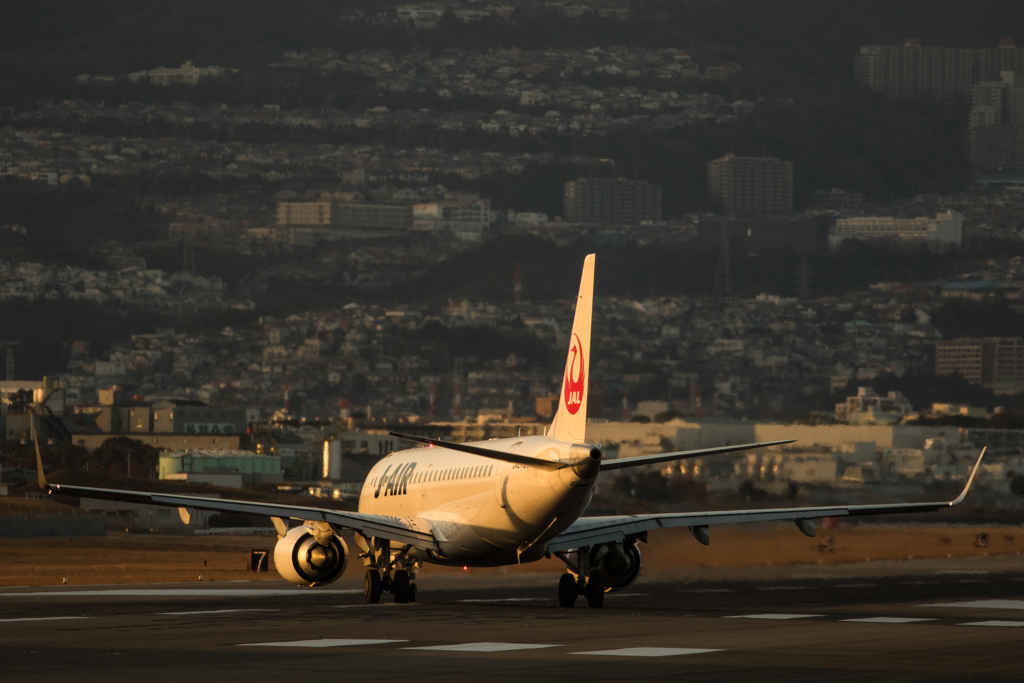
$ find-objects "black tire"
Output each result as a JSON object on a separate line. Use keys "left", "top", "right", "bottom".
{"left": 364, "top": 569, "right": 382, "bottom": 604}
{"left": 393, "top": 570, "right": 411, "bottom": 604}
{"left": 585, "top": 571, "right": 605, "bottom": 608}
{"left": 409, "top": 583, "right": 418, "bottom": 603}
{"left": 558, "top": 573, "right": 577, "bottom": 608}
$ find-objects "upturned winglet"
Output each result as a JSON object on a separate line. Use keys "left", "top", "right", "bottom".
{"left": 33, "top": 413, "right": 48, "bottom": 489}
{"left": 950, "top": 447, "right": 986, "bottom": 506}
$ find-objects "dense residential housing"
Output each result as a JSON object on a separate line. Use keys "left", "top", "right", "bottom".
{"left": 830, "top": 211, "right": 963, "bottom": 250}
{"left": 563, "top": 178, "right": 662, "bottom": 224}
{"left": 854, "top": 38, "right": 1024, "bottom": 100}
{"left": 708, "top": 154, "right": 793, "bottom": 216}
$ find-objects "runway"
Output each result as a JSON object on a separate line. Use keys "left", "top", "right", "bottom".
{"left": 2, "top": 562, "right": 1023, "bottom": 682}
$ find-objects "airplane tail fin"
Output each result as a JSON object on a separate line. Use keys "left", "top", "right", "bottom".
{"left": 548, "top": 254, "right": 594, "bottom": 443}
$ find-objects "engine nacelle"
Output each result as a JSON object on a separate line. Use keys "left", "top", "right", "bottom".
{"left": 274, "top": 525, "right": 348, "bottom": 586}
{"left": 590, "top": 541, "right": 642, "bottom": 591}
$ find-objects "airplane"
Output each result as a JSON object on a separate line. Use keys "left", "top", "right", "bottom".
{"left": 35, "top": 254, "right": 986, "bottom": 608}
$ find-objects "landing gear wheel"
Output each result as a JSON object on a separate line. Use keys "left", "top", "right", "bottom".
{"left": 409, "top": 583, "right": 418, "bottom": 603}
{"left": 364, "top": 569, "right": 382, "bottom": 604}
{"left": 558, "top": 573, "right": 577, "bottom": 608}
{"left": 585, "top": 571, "right": 605, "bottom": 608}
{"left": 392, "top": 570, "right": 411, "bottom": 604}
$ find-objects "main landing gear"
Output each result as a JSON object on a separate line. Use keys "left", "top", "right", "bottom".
{"left": 363, "top": 568, "right": 417, "bottom": 604}
{"left": 555, "top": 546, "right": 605, "bottom": 608}
{"left": 359, "top": 535, "right": 419, "bottom": 604}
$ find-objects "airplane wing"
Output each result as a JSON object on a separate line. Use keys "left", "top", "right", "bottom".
{"left": 600, "top": 439, "right": 796, "bottom": 472}
{"left": 44, "top": 483, "right": 440, "bottom": 551}
{"left": 547, "top": 449, "right": 985, "bottom": 553}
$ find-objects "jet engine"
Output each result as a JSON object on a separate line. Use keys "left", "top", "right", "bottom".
{"left": 274, "top": 525, "right": 348, "bottom": 586}
{"left": 590, "top": 541, "right": 642, "bottom": 591}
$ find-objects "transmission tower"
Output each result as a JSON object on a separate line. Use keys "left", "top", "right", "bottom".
{"left": 797, "top": 257, "right": 811, "bottom": 300}
{"left": 714, "top": 222, "right": 733, "bottom": 295}
{"left": 177, "top": 239, "right": 197, "bottom": 327}
{"left": 182, "top": 238, "right": 196, "bottom": 276}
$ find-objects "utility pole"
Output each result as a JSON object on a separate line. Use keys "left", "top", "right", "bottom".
{"left": 177, "top": 239, "right": 197, "bottom": 327}
{"left": 797, "top": 257, "right": 811, "bottom": 300}
{"left": 0, "top": 342, "right": 20, "bottom": 381}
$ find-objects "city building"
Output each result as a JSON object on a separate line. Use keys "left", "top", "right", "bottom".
{"left": 158, "top": 449, "right": 283, "bottom": 487}
{"left": 126, "top": 62, "right": 235, "bottom": 86}
{"left": 830, "top": 211, "right": 963, "bottom": 250}
{"left": 396, "top": 4, "right": 445, "bottom": 29}
{"left": 413, "top": 197, "right": 492, "bottom": 234}
{"left": 152, "top": 400, "right": 259, "bottom": 435}
{"left": 854, "top": 38, "right": 1024, "bottom": 100}
{"left": 334, "top": 204, "right": 413, "bottom": 231}
{"left": 277, "top": 201, "right": 333, "bottom": 226}
{"left": 563, "top": 178, "right": 662, "bottom": 224}
{"left": 276, "top": 202, "right": 413, "bottom": 231}
{"left": 935, "top": 337, "right": 1024, "bottom": 384}
{"left": 835, "top": 387, "right": 913, "bottom": 424}
{"left": 807, "top": 188, "right": 865, "bottom": 215}
{"left": 707, "top": 154, "right": 793, "bottom": 216}
{"left": 965, "top": 72, "right": 1024, "bottom": 172}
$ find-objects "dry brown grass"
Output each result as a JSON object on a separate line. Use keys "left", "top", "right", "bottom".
{"left": 1, "top": 522, "right": 1018, "bottom": 587}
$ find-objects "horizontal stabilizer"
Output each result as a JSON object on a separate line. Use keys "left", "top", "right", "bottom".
{"left": 388, "top": 432, "right": 564, "bottom": 470}
{"left": 600, "top": 439, "right": 796, "bottom": 471}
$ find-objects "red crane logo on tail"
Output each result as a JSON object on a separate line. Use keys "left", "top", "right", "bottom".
{"left": 563, "top": 333, "right": 585, "bottom": 415}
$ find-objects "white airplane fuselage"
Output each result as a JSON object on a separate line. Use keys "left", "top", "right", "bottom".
{"left": 358, "top": 436, "right": 598, "bottom": 567}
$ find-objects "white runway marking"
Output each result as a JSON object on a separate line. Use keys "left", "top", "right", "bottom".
{"left": 407, "top": 642, "right": 558, "bottom": 652}
{"left": 0, "top": 616, "right": 91, "bottom": 623}
{"left": 240, "top": 638, "right": 406, "bottom": 648}
{"left": 572, "top": 647, "right": 723, "bottom": 657}
{"left": 157, "top": 609, "right": 279, "bottom": 616}
{"left": 726, "top": 613, "right": 823, "bottom": 620}
{"left": 459, "top": 597, "right": 551, "bottom": 603}
{"left": 841, "top": 617, "right": 936, "bottom": 624}
{"left": 0, "top": 589, "right": 361, "bottom": 598}
{"left": 927, "top": 600, "right": 1024, "bottom": 610}
{"left": 959, "top": 621, "right": 1024, "bottom": 628}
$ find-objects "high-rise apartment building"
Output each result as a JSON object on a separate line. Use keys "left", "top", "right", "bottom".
{"left": 708, "top": 154, "right": 793, "bottom": 216}
{"left": 965, "top": 71, "right": 1024, "bottom": 172}
{"left": 935, "top": 337, "right": 1024, "bottom": 384}
{"left": 855, "top": 38, "right": 1024, "bottom": 100}
{"left": 563, "top": 178, "right": 662, "bottom": 225}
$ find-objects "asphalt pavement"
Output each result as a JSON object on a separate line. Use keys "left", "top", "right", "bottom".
{"left": 2, "top": 561, "right": 1023, "bottom": 682}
